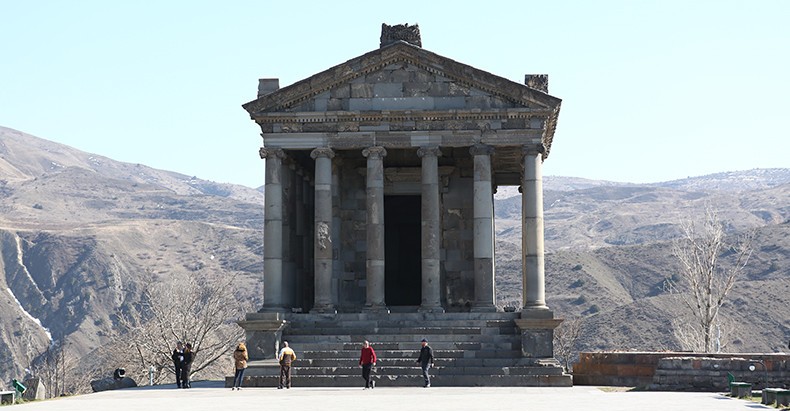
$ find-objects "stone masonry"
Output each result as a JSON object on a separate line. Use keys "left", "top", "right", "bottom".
{"left": 238, "top": 24, "right": 568, "bottom": 386}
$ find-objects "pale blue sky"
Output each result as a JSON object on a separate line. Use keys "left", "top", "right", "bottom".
{"left": 1, "top": 1, "right": 788, "bottom": 188}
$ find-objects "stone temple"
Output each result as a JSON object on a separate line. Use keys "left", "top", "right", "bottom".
{"left": 234, "top": 24, "right": 570, "bottom": 386}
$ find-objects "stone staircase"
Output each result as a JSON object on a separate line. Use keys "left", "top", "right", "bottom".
{"left": 233, "top": 312, "right": 572, "bottom": 387}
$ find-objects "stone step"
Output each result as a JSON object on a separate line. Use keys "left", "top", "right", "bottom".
{"left": 249, "top": 366, "right": 567, "bottom": 377}
{"left": 282, "top": 334, "right": 519, "bottom": 344}
{"left": 294, "top": 350, "right": 466, "bottom": 359}
{"left": 280, "top": 312, "right": 521, "bottom": 323}
{"left": 300, "top": 357, "right": 527, "bottom": 368}
{"left": 288, "top": 319, "right": 518, "bottom": 329}
{"left": 226, "top": 373, "right": 572, "bottom": 388}
{"left": 284, "top": 326, "right": 485, "bottom": 336}
{"left": 288, "top": 349, "right": 524, "bottom": 360}
{"left": 286, "top": 341, "right": 519, "bottom": 351}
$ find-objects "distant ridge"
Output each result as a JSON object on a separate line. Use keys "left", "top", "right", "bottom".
{"left": 649, "top": 168, "right": 790, "bottom": 191}
{"left": 0, "top": 125, "right": 263, "bottom": 203}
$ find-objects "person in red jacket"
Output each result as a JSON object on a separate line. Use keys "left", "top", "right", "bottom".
{"left": 359, "top": 340, "right": 377, "bottom": 389}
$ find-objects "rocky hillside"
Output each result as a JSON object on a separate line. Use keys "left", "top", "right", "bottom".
{"left": 494, "top": 170, "right": 790, "bottom": 356}
{"left": 1, "top": 125, "right": 788, "bottom": 388}
{"left": 0, "top": 126, "right": 264, "bottom": 386}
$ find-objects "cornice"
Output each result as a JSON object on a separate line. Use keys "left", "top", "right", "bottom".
{"left": 252, "top": 108, "right": 553, "bottom": 125}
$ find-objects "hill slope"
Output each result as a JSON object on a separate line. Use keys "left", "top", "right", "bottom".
{"left": 1, "top": 125, "right": 788, "bottom": 388}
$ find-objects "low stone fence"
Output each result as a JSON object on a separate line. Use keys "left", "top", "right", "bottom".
{"left": 573, "top": 352, "right": 790, "bottom": 391}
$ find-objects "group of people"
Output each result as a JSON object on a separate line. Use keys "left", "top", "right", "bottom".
{"left": 171, "top": 341, "right": 195, "bottom": 389}
{"left": 187, "top": 337, "right": 435, "bottom": 390}
{"left": 230, "top": 340, "right": 296, "bottom": 390}
{"left": 231, "top": 338, "right": 435, "bottom": 390}
{"left": 358, "top": 338, "right": 434, "bottom": 388}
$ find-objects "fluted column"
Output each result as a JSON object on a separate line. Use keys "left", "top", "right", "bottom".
{"left": 310, "top": 147, "right": 336, "bottom": 313}
{"left": 259, "top": 147, "right": 285, "bottom": 311}
{"left": 362, "top": 146, "right": 388, "bottom": 312}
{"left": 522, "top": 144, "right": 549, "bottom": 314}
{"left": 417, "top": 146, "right": 444, "bottom": 312}
{"left": 470, "top": 144, "right": 496, "bottom": 312}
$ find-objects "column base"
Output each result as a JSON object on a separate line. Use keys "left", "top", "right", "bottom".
{"left": 417, "top": 305, "right": 445, "bottom": 313}
{"left": 470, "top": 304, "right": 498, "bottom": 313}
{"left": 237, "top": 312, "right": 287, "bottom": 361}
{"left": 309, "top": 305, "right": 337, "bottom": 314}
{"left": 258, "top": 306, "right": 288, "bottom": 314}
{"left": 521, "top": 306, "right": 553, "bottom": 319}
{"left": 363, "top": 304, "right": 390, "bottom": 314}
{"left": 514, "top": 316, "right": 563, "bottom": 359}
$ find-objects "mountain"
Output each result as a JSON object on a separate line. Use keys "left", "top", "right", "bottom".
{"left": 494, "top": 169, "right": 790, "bottom": 356}
{"left": 0, "top": 125, "right": 788, "bottom": 391}
{"left": 0, "top": 126, "right": 264, "bottom": 387}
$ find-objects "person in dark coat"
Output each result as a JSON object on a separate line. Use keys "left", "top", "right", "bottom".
{"left": 181, "top": 342, "right": 194, "bottom": 388}
{"left": 171, "top": 341, "right": 185, "bottom": 388}
{"left": 415, "top": 338, "right": 434, "bottom": 388}
{"left": 359, "top": 340, "right": 377, "bottom": 389}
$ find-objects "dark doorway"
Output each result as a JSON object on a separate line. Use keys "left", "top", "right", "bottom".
{"left": 385, "top": 195, "right": 422, "bottom": 306}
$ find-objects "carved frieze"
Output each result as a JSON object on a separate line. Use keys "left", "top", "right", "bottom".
{"left": 524, "top": 74, "right": 549, "bottom": 93}
{"left": 416, "top": 146, "right": 442, "bottom": 158}
{"left": 469, "top": 144, "right": 495, "bottom": 157}
{"left": 259, "top": 147, "right": 285, "bottom": 160}
{"left": 380, "top": 23, "right": 422, "bottom": 48}
{"left": 522, "top": 143, "right": 547, "bottom": 156}
{"left": 310, "top": 147, "right": 335, "bottom": 159}
{"left": 362, "top": 146, "right": 387, "bottom": 159}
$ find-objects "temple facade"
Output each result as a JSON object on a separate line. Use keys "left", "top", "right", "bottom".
{"left": 244, "top": 28, "right": 559, "bottom": 316}
{"left": 235, "top": 25, "right": 569, "bottom": 386}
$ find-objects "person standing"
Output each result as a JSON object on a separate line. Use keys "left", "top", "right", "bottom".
{"left": 232, "top": 342, "right": 248, "bottom": 390}
{"left": 359, "top": 340, "right": 377, "bottom": 389}
{"left": 171, "top": 341, "right": 185, "bottom": 388}
{"left": 278, "top": 341, "right": 297, "bottom": 389}
{"left": 415, "top": 338, "right": 434, "bottom": 388}
{"left": 181, "top": 342, "right": 194, "bottom": 389}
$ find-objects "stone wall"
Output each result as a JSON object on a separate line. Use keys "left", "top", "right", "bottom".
{"left": 441, "top": 163, "right": 475, "bottom": 309}
{"left": 327, "top": 152, "right": 478, "bottom": 310}
{"left": 573, "top": 351, "right": 790, "bottom": 391}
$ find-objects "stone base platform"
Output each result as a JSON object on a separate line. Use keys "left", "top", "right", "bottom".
{"left": 231, "top": 312, "right": 571, "bottom": 387}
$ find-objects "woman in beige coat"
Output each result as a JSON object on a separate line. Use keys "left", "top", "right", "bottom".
{"left": 232, "top": 342, "right": 249, "bottom": 390}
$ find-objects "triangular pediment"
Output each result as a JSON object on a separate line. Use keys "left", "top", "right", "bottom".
{"left": 243, "top": 42, "right": 561, "bottom": 115}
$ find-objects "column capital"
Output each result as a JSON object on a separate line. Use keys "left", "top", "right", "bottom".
{"left": 310, "top": 147, "right": 335, "bottom": 160}
{"left": 469, "top": 144, "right": 494, "bottom": 156}
{"left": 417, "top": 146, "right": 442, "bottom": 158}
{"left": 259, "top": 147, "right": 285, "bottom": 160}
{"left": 522, "top": 143, "right": 547, "bottom": 156}
{"left": 362, "top": 146, "right": 387, "bottom": 159}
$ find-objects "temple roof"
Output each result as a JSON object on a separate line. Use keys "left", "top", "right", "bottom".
{"left": 243, "top": 40, "right": 561, "bottom": 159}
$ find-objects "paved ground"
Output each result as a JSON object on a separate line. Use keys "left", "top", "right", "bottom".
{"left": 12, "top": 381, "right": 774, "bottom": 411}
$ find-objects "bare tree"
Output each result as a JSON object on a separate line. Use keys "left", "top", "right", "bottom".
{"left": 30, "top": 341, "right": 89, "bottom": 398}
{"left": 665, "top": 207, "right": 752, "bottom": 353}
{"left": 112, "top": 271, "right": 247, "bottom": 385}
{"left": 553, "top": 317, "right": 582, "bottom": 372}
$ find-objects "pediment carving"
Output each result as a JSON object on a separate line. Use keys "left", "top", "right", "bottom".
{"left": 243, "top": 43, "right": 560, "bottom": 116}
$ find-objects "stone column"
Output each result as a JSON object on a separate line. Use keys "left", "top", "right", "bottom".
{"left": 522, "top": 144, "right": 550, "bottom": 315}
{"left": 362, "top": 146, "right": 388, "bottom": 312}
{"left": 293, "top": 169, "right": 305, "bottom": 311}
{"left": 470, "top": 144, "right": 496, "bottom": 312}
{"left": 281, "top": 162, "right": 296, "bottom": 308}
{"left": 417, "top": 146, "right": 444, "bottom": 312}
{"left": 302, "top": 174, "right": 314, "bottom": 310}
{"left": 311, "top": 147, "right": 336, "bottom": 313}
{"left": 259, "top": 147, "right": 285, "bottom": 311}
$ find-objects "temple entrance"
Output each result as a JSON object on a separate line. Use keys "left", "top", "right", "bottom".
{"left": 384, "top": 195, "right": 422, "bottom": 306}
